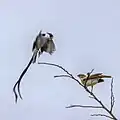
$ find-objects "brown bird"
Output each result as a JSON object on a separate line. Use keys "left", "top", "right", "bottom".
{"left": 77, "top": 73, "right": 112, "bottom": 92}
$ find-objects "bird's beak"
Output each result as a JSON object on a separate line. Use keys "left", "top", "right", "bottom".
{"left": 77, "top": 74, "right": 80, "bottom": 77}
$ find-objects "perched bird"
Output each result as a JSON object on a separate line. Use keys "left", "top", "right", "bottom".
{"left": 77, "top": 73, "right": 112, "bottom": 92}
{"left": 13, "top": 30, "right": 56, "bottom": 103}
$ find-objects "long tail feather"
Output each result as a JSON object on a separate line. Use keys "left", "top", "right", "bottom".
{"left": 32, "top": 53, "right": 37, "bottom": 63}
{"left": 32, "top": 50, "right": 38, "bottom": 63}
{"left": 101, "top": 75, "right": 112, "bottom": 78}
{"left": 89, "top": 75, "right": 112, "bottom": 79}
{"left": 13, "top": 54, "right": 35, "bottom": 103}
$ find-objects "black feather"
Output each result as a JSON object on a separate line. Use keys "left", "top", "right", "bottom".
{"left": 13, "top": 54, "right": 35, "bottom": 103}
{"left": 98, "top": 79, "right": 104, "bottom": 83}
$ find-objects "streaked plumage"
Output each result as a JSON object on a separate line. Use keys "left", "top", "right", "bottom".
{"left": 77, "top": 73, "right": 112, "bottom": 92}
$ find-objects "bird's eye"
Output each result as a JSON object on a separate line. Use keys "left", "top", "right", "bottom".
{"left": 42, "top": 34, "right": 46, "bottom": 36}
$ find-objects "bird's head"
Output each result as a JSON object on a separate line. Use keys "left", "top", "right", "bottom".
{"left": 38, "top": 30, "right": 50, "bottom": 38}
{"left": 77, "top": 74, "right": 86, "bottom": 79}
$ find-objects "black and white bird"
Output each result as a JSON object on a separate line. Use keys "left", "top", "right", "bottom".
{"left": 13, "top": 30, "right": 56, "bottom": 103}
{"left": 32, "top": 30, "right": 56, "bottom": 63}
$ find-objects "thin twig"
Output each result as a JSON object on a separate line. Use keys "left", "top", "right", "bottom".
{"left": 110, "top": 77, "right": 115, "bottom": 112}
{"left": 85, "top": 69, "right": 94, "bottom": 89}
{"left": 83, "top": 85, "right": 117, "bottom": 120}
{"left": 91, "top": 114, "right": 114, "bottom": 119}
{"left": 38, "top": 62, "right": 73, "bottom": 76}
{"left": 54, "top": 75, "right": 72, "bottom": 78}
{"left": 66, "top": 105, "right": 102, "bottom": 109}
{"left": 88, "top": 69, "right": 95, "bottom": 74}
{"left": 38, "top": 62, "right": 84, "bottom": 87}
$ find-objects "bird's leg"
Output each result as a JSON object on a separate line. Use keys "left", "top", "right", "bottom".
{"left": 38, "top": 51, "right": 41, "bottom": 58}
{"left": 38, "top": 49, "right": 42, "bottom": 58}
{"left": 88, "top": 86, "right": 94, "bottom": 98}
{"left": 91, "top": 86, "right": 93, "bottom": 93}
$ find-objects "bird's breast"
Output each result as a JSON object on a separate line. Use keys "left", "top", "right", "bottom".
{"left": 36, "top": 38, "right": 47, "bottom": 49}
{"left": 81, "top": 79, "right": 99, "bottom": 87}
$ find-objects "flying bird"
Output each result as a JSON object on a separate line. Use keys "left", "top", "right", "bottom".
{"left": 32, "top": 31, "right": 55, "bottom": 63}
{"left": 77, "top": 73, "right": 112, "bottom": 92}
{"left": 13, "top": 30, "right": 56, "bottom": 103}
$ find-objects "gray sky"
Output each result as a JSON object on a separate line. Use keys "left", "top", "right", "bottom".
{"left": 0, "top": 0, "right": 120, "bottom": 119}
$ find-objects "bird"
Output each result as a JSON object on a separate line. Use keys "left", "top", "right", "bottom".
{"left": 32, "top": 31, "right": 56, "bottom": 63}
{"left": 77, "top": 73, "right": 112, "bottom": 92}
{"left": 13, "top": 30, "right": 56, "bottom": 103}
{"left": 38, "top": 32, "right": 56, "bottom": 57}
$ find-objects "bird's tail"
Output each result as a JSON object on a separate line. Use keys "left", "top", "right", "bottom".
{"left": 102, "top": 75, "right": 112, "bottom": 78}
{"left": 13, "top": 54, "right": 34, "bottom": 103}
{"left": 32, "top": 50, "right": 38, "bottom": 64}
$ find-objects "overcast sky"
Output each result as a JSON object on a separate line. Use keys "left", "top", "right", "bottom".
{"left": 0, "top": 0, "right": 120, "bottom": 119}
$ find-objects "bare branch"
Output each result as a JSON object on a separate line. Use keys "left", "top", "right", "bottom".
{"left": 91, "top": 114, "right": 114, "bottom": 119}
{"left": 54, "top": 75, "right": 72, "bottom": 78}
{"left": 84, "top": 87, "right": 117, "bottom": 120}
{"left": 66, "top": 104, "right": 102, "bottom": 109}
{"left": 110, "top": 77, "right": 115, "bottom": 112}
{"left": 88, "top": 69, "right": 95, "bottom": 74}
{"left": 38, "top": 62, "right": 73, "bottom": 77}
{"left": 38, "top": 62, "right": 84, "bottom": 87}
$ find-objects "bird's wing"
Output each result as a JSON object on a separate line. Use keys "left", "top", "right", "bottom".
{"left": 91, "top": 73, "right": 103, "bottom": 76}
{"left": 89, "top": 73, "right": 103, "bottom": 79}
{"left": 44, "top": 40, "right": 56, "bottom": 54}
{"left": 89, "top": 73, "right": 111, "bottom": 79}
{"left": 40, "top": 36, "right": 49, "bottom": 47}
